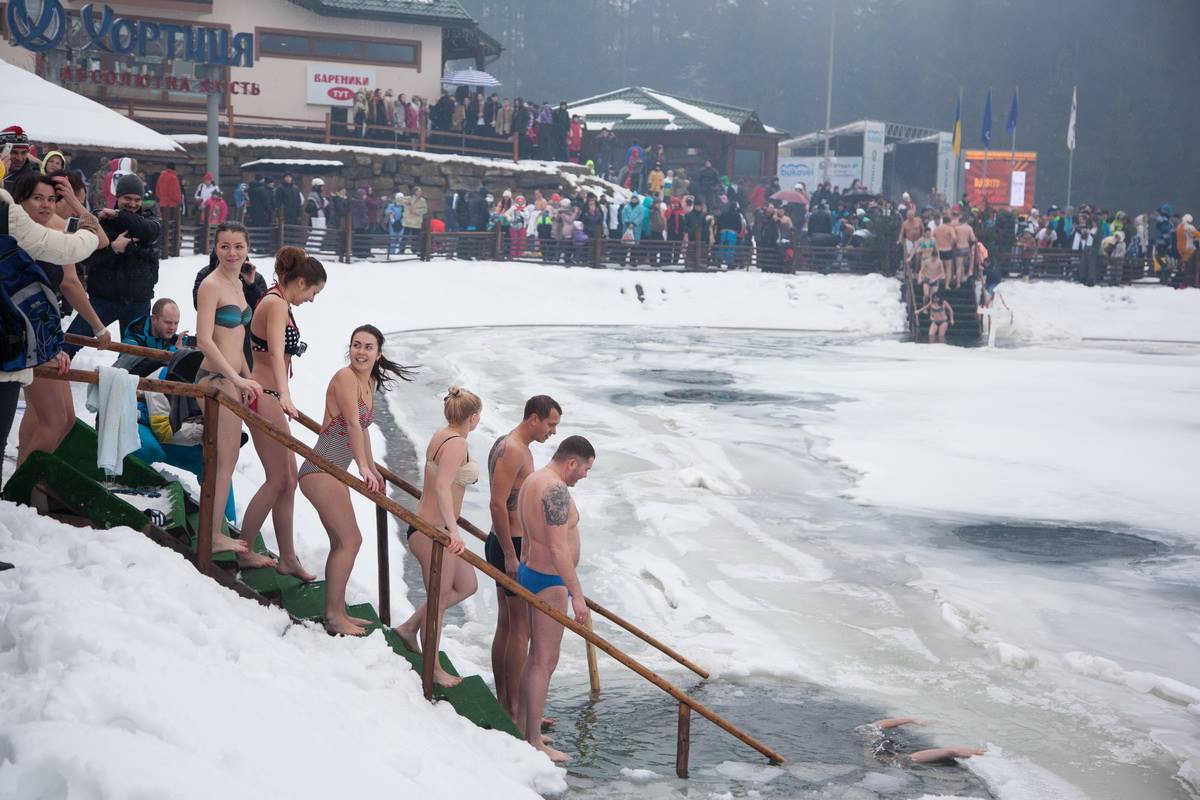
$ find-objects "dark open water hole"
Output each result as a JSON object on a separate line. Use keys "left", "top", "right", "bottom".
{"left": 954, "top": 523, "right": 1167, "bottom": 564}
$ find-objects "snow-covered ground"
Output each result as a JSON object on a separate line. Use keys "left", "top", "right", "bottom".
{"left": 4, "top": 259, "right": 1199, "bottom": 799}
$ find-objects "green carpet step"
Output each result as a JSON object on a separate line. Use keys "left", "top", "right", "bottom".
{"left": 238, "top": 566, "right": 307, "bottom": 597}
{"left": 382, "top": 627, "right": 459, "bottom": 678}
{"left": 54, "top": 420, "right": 165, "bottom": 488}
{"left": 3, "top": 451, "right": 150, "bottom": 530}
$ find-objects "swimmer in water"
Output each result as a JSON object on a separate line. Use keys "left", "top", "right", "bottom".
{"left": 855, "top": 718, "right": 986, "bottom": 766}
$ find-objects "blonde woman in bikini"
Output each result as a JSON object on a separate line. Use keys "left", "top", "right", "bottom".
{"left": 394, "top": 387, "right": 482, "bottom": 687}
{"left": 915, "top": 293, "right": 954, "bottom": 343}
{"left": 912, "top": 229, "right": 943, "bottom": 303}
{"left": 194, "top": 222, "right": 263, "bottom": 559}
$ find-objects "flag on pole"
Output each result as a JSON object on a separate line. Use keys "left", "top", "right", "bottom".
{"left": 1067, "top": 86, "right": 1077, "bottom": 151}
{"left": 981, "top": 89, "right": 993, "bottom": 147}
{"left": 1005, "top": 89, "right": 1018, "bottom": 136}
{"left": 952, "top": 94, "right": 962, "bottom": 155}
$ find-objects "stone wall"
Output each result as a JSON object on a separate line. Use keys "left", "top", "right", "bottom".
{"left": 161, "top": 140, "right": 617, "bottom": 214}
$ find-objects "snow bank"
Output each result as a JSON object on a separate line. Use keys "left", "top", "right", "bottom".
{"left": 1000, "top": 280, "right": 1200, "bottom": 343}
{"left": 0, "top": 502, "right": 564, "bottom": 799}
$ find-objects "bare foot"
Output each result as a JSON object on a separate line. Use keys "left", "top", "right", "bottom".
{"left": 275, "top": 555, "right": 316, "bottom": 582}
{"left": 213, "top": 532, "right": 250, "bottom": 554}
{"left": 325, "top": 616, "right": 369, "bottom": 637}
{"left": 541, "top": 733, "right": 555, "bottom": 745}
{"left": 237, "top": 551, "right": 277, "bottom": 569}
{"left": 541, "top": 716, "right": 557, "bottom": 729}
{"left": 433, "top": 668, "right": 462, "bottom": 689}
{"left": 348, "top": 614, "right": 374, "bottom": 627}
{"left": 394, "top": 624, "right": 421, "bottom": 653}
{"left": 537, "top": 745, "right": 571, "bottom": 763}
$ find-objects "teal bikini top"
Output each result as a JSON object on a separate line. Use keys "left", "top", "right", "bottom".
{"left": 215, "top": 304, "right": 252, "bottom": 328}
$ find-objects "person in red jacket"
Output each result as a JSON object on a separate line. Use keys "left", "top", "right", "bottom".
{"left": 156, "top": 162, "right": 183, "bottom": 257}
{"left": 567, "top": 116, "right": 585, "bottom": 163}
{"left": 204, "top": 189, "right": 229, "bottom": 225}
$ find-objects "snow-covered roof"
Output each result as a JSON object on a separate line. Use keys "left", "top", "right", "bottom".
{"left": 568, "top": 87, "right": 781, "bottom": 136}
{"left": 240, "top": 159, "right": 345, "bottom": 169}
{"left": 0, "top": 59, "right": 182, "bottom": 153}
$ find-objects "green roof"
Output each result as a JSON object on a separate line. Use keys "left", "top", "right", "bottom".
{"left": 568, "top": 87, "right": 780, "bottom": 135}
{"left": 288, "top": 0, "right": 475, "bottom": 25}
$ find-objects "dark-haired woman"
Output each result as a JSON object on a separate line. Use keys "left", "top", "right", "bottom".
{"left": 195, "top": 222, "right": 263, "bottom": 557}
{"left": 239, "top": 246, "right": 325, "bottom": 578}
{"left": 299, "top": 325, "right": 413, "bottom": 635}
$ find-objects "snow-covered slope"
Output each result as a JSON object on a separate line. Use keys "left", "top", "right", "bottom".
{"left": 0, "top": 502, "right": 564, "bottom": 800}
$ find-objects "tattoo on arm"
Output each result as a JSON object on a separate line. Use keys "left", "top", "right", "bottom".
{"left": 542, "top": 483, "right": 570, "bottom": 526}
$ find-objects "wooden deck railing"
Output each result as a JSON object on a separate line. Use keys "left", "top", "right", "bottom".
{"left": 51, "top": 335, "right": 779, "bottom": 774}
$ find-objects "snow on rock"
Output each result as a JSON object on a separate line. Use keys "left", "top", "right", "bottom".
{"left": 1000, "top": 280, "right": 1200, "bottom": 343}
{"left": 0, "top": 502, "right": 565, "bottom": 800}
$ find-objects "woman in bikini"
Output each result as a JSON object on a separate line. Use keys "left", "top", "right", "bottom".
{"left": 394, "top": 387, "right": 482, "bottom": 687}
{"left": 915, "top": 292, "right": 955, "bottom": 343}
{"left": 240, "top": 246, "right": 325, "bottom": 579}
{"left": 194, "top": 222, "right": 264, "bottom": 557}
{"left": 298, "top": 325, "right": 412, "bottom": 635}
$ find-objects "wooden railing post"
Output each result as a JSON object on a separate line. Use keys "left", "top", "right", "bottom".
{"left": 343, "top": 208, "right": 353, "bottom": 263}
{"left": 511, "top": 134, "right": 519, "bottom": 163}
{"left": 591, "top": 233, "right": 603, "bottom": 268}
{"left": 585, "top": 614, "right": 601, "bottom": 698}
{"left": 492, "top": 224, "right": 504, "bottom": 261}
{"left": 676, "top": 702, "right": 692, "bottom": 778}
{"left": 197, "top": 393, "right": 220, "bottom": 576}
{"left": 324, "top": 112, "right": 332, "bottom": 144}
{"left": 420, "top": 540, "right": 445, "bottom": 701}
{"left": 377, "top": 505, "right": 391, "bottom": 626}
{"left": 227, "top": 101, "right": 235, "bottom": 138}
{"left": 420, "top": 219, "right": 433, "bottom": 261}
{"left": 419, "top": 125, "right": 427, "bottom": 153}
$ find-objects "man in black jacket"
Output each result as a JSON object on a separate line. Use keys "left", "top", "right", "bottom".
{"left": 274, "top": 174, "right": 302, "bottom": 225}
{"left": 463, "top": 187, "right": 490, "bottom": 260}
{"left": 697, "top": 160, "right": 721, "bottom": 212}
{"left": 431, "top": 90, "right": 454, "bottom": 132}
{"left": 64, "top": 173, "right": 161, "bottom": 355}
{"left": 246, "top": 176, "right": 275, "bottom": 226}
{"left": 551, "top": 102, "right": 571, "bottom": 161}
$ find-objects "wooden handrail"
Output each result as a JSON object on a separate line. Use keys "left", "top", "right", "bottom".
{"left": 65, "top": 333, "right": 710, "bottom": 680}
{"left": 31, "top": 360, "right": 784, "bottom": 767}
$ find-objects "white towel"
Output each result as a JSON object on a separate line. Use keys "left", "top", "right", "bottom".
{"left": 96, "top": 365, "right": 140, "bottom": 476}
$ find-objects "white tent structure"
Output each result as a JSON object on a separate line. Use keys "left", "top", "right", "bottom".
{"left": 0, "top": 59, "right": 181, "bottom": 153}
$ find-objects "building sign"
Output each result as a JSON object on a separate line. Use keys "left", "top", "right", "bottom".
{"left": 861, "top": 121, "right": 885, "bottom": 194}
{"left": 306, "top": 64, "right": 376, "bottom": 107}
{"left": 6, "top": 0, "right": 255, "bottom": 67}
{"left": 58, "top": 66, "right": 260, "bottom": 95}
{"left": 935, "top": 131, "right": 956, "bottom": 202}
{"left": 778, "top": 156, "right": 861, "bottom": 188}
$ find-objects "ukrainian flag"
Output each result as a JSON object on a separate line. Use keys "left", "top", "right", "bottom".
{"left": 952, "top": 95, "right": 962, "bottom": 156}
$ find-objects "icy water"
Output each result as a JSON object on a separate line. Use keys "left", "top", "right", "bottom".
{"left": 380, "top": 326, "right": 1198, "bottom": 800}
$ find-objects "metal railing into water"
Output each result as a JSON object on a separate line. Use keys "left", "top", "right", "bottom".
{"left": 48, "top": 334, "right": 782, "bottom": 775}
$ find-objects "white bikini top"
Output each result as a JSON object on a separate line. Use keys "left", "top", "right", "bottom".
{"left": 431, "top": 435, "right": 479, "bottom": 487}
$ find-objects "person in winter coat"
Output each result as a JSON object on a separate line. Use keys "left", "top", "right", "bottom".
{"left": 551, "top": 102, "right": 571, "bottom": 161}
{"left": 451, "top": 99, "right": 466, "bottom": 134}
{"left": 401, "top": 186, "right": 427, "bottom": 254}
{"left": 620, "top": 195, "right": 644, "bottom": 242}
{"left": 507, "top": 195, "right": 529, "bottom": 258}
{"left": 535, "top": 203, "right": 555, "bottom": 262}
{"left": 579, "top": 196, "right": 606, "bottom": 241}
{"left": 385, "top": 192, "right": 405, "bottom": 255}
{"left": 567, "top": 116, "right": 585, "bottom": 163}
{"left": 697, "top": 160, "right": 721, "bottom": 211}
{"left": 353, "top": 90, "right": 369, "bottom": 136}
{"left": 64, "top": 173, "right": 161, "bottom": 354}
{"left": 275, "top": 174, "right": 303, "bottom": 226}
{"left": 204, "top": 189, "right": 229, "bottom": 226}
{"left": 431, "top": 89, "right": 454, "bottom": 132}
{"left": 246, "top": 177, "right": 275, "bottom": 227}
{"left": 552, "top": 198, "right": 577, "bottom": 262}
{"left": 305, "top": 178, "right": 327, "bottom": 250}
{"left": 350, "top": 188, "right": 371, "bottom": 258}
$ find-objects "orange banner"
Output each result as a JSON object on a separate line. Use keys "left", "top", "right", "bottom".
{"left": 963, "top": 150, "right": 1037, "bottom": 212}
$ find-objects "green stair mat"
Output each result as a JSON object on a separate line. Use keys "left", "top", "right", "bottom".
{"left": 54, "top": 420, "right": 165, "bottom": 487}
{"left": 3, "top": 451, "right": 151, "bottom": 531}
{"left": 380, "top": 629, "right": 519, "bottom": 738}
{"left": 183, "top": 511, "right": 268, "bottom": 564}
{"left": 239, "top": 566, "right": 306, "bottom": 597}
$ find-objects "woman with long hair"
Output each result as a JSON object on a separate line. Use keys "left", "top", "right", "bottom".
{"left": 194, "top": 222, "right": 263, "bottom": 556}
{"left": 240, "top": 246, "right": 326, "bottom": 577}
{"left": 299, "top": 325, "right": 413, "bottom": 635}
{"left": 12, "top": 172, "right": 111, "bottom": 465}
{"left": 394, "top": 387, "right": 481, "bottom": 687}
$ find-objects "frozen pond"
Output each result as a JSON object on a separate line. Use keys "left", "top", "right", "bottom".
{"left": 380, "top": 326, "right": 1199, "bottom": 800}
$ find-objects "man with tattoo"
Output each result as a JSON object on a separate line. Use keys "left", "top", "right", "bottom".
{"left": 516, "top": 435, "right": 595, "bottom": 762}
{"left": 486, "top": 395, "right": 562, "bottom": 725}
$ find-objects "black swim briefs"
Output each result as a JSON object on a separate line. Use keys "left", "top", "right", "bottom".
{"left": 485, "top": 531, "right": 523, "bottom": 597}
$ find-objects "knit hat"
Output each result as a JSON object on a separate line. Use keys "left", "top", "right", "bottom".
{"left": 1, "top": 125, "right": 29, "bottom": 149}
{"left": 502, "top": 189, "right": 512, "bottom": 198}
{"left": 115, "top": 172, "right": 145, "bottom": 198}
{"left": 311, "top": 177, "right": 325, "bottom": 187}
{"left": 1185, "top": 214, "right": 1194, "bottom": 226}
{"left": 203, "top": 172, "right": 214, "bottom": 183}
{"left": 514, "top": 195, "right": 526, "bottom": 206}
{"left": 559, "top": 198, "right": 571, "bottom": 208}
{"left": 394, "top": 192, "right": 404, "bottom": 200}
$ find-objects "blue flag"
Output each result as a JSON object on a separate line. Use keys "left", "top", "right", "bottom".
{"left": 1005, "top": 90, "right": 1018, "bottom": 136}
{"left": 982, "top": 89, "right": 993, "bottom": 147}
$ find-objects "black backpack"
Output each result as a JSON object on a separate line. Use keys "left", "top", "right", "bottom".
{"left": 0, "top": 201, "right": 65, "bottom": 370}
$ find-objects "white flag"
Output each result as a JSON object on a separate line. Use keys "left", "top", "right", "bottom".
{"left": 1067, "top": 86, "right": 1077, "bottom": 151}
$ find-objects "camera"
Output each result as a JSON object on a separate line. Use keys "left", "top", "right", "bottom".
{"left": 180, "top": 334, "right": 199, "bottom": 348}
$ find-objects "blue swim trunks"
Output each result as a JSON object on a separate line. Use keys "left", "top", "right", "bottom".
{"left": 518, "top": 563, "right": 566, "bottom": 595}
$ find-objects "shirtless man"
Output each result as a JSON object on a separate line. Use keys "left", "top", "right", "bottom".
{"left": 486, "top": 395, "right": 562, "bottom": 725}
{"left": 856, "top": 718, "right": 986, "bottom": 765}
{"left": 897, "top": 207, "right": 924, "bottom": 266}
{"left": 516, "top": 435, "right": 595, "bottom": 762}
{"left": 932, "top": 214, "right": 957, "bottom": 284}
{"left": 953, "top": 211, "right": 978, "bottom": 289}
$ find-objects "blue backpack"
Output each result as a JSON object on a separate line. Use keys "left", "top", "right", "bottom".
{"left": 0, "top": 201, "right": 65, "bottom": 370}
